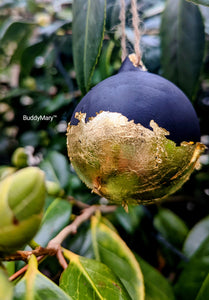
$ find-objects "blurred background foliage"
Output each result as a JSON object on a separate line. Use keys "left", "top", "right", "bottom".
{"left": 0, "top": 0, "right": 209, "bottom": 299}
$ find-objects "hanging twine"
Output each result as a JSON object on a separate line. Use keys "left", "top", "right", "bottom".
{"left": 131, "top": 0, "right": 141, "bottom": 65}
{"left": 119, "top": 0, "right": 127, "bottom": 61}
{"left": 120, "top": 0, "right": 142, "bottom": 66}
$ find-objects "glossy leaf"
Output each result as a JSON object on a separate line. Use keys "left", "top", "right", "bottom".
{"left": 195, "top": 273, "right": 209, "bottom": 300}
{"left": 136, "top": 255, "right": 175, "bottom": 300}
{"left": 0, "top": 268, "right": 13, "bottom": 300}
{"left": 161, "top": 0, "right": 205, "bottom": 98}
{"left": 34, "top": 198, "right": 72, "bottom": 247}
{"left": 14, "top": 255, "right": 72, "bottom": 300}
{"left": 60, "top": 249, "right": 131, "bottom": 300}
{"left": 91, "top": 214, "right": 145, "bottom": 300}
{"left": 183, "top": 215, "right": 209, "bottom": 257}
{"left": 187, "top": 0, "right": 209, "bottom": 6}
{"left": 154, "top": 208, "right": 189, "bottom": 249}
{"left": 175, "top": 235, "right": 209, "bottom": 300}
{"left": 40, "top": 151, "right": 70, "bottom": 189}
{"left": 72, "top": 0, "right": 106, "bottom": 94}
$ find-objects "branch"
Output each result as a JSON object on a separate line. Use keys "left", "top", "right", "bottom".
{"left": 47, "top": 205, "right": 117, "bottom": 249}
{"left": 67, "top": 195, "right": 90, "bottom": 209}
{"left": 9, "top": 255, "right": 44, "bottom": 282}
{"left": 7, "top": 204, "right": 117, "bottom": 281}
{"left": 1, "top": 247, "right": 56, "bottom": 262}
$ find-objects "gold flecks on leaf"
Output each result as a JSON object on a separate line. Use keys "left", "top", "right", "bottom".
{"left": 67, "top": 111, "right": 206, "bottom": 205}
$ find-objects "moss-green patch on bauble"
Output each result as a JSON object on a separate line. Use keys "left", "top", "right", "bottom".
{"left": 67, "top": 54, "right": 206, "bottom": 206}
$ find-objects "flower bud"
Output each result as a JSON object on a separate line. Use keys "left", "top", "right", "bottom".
{"left": 0, "top": 166, "right": 16, "bottom": 181}
{"left": 0, "top": 167, "right": 46, "bottom": 253}
{"left": 45, "top": 180, "right": 65, "bottom": 197}
{"left": 11, "top": 147, "right": 28, "bottom": 168}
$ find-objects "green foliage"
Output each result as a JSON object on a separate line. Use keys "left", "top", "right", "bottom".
{"left": 161, "top": 0, "right": 205, "bottom": 99}
{"left": 72, "top": 0, "right": 106, "bottom": 94}
{"left": 0, "top": 0, "right": 209, "bottom": 299}
{"left": 14, "top": 255, "right": 72, "bottom": 300}
{"left": 136, "top": 255, "right": 175, "bottom": 300}
{"left": 175, "top": 235, "right": 209, "bottom": 299}
{"left": 154, "top": 208, "right": 189, "bottom": 249}
{"left": 195, "top": 273, "right": 209, "bottom": 300}
{"left": 0, "top": 268, "right": 13, "bottom": 300}
{"left": 60, "top": 249, "right": 131, "bottom": 299}
{"left": 91, "top": 214, "right": 144, "bottom": 300}
{"left": 187, "top": 0, "right": 209, "bottom": 6}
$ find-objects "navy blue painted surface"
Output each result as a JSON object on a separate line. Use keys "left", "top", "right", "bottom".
{"left": 71, "top": 57, "right": 200, "bottom": 144}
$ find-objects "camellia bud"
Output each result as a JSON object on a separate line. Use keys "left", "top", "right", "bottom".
{"left": 45, "top": 180, "right": 65, "bottom": 197}
{"left": 0, "top": 166, "right": 16, "bottom": 180}
{"left": 0, "top": 167, "right": 46, "bottom": 253}
{"left": 11, "top": 147, "right": 28, "bottom": 168}
{"left": 67, "top": 54, "right": 206, "bottom": 206}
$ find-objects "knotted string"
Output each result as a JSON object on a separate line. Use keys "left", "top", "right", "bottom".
{"left": 119, "top": 0, "right": 127, "bottom": 61}
{"left": 120, "top": 0, "right": 142, "bottom": 66}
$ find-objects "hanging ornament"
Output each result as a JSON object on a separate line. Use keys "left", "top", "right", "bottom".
{"left": 67, "top": 0, "right": 206, "bottom": 207}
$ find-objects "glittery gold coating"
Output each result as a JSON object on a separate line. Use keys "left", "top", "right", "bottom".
{"left": 67, "top": 111, "right": 206, "bottom": 205}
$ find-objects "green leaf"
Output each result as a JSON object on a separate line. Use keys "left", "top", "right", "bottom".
{"left": 60, "top": 249, "right": 131, "bottom": 300}
{"left": 2, "top": 261, "right": 15, "bottom": 277}
{"left": 183, "top": 215, "right": 209, "bottom": 257}
{"left": 195, "top": 273, "right": 209, "bottom": 300}
{"left": 45, "top": 94, "right": 73, "bottom": 114}
{"left": 72, "top": 0, "right": 106, "bottom": 94}
{"left": 21, "top": 40, "right": 48, "bottom": 75}
{"left": 175, "top": 235, "right": 209, "bottom": 300}
{"left": 106, "top": 0, "right": 120, "bottom": 32}
{"left": 67, "top": 226, "right": 94, "bottom": 258}
{"left": 0, "top": 268, "right": 13, "bottom": 300}
{"left": 0, "top": 20, "right": 34, "bottom": 45}
{"left": 91, "top": 214, "right": 144, "bottom": 300}
{"left": 113, "top": 205, "right": 144, "bottom": 234}
{"left": 187, "top": 0, "right": 209, "bottom": 6}
{"left": 154, "top": 208, "right": 189, "bottom": 249}
{"left": 40, "top": 151, "right": 70, "bottom": 189}
{"left": 33, "top": 198, "right": 72, "bottom": 247}
{"left": 39, "top": 20, "right": 72, "bottom": 37}
{"left": 161, "top": 0, "right": 205, "bottom": 98}
{"left": 14, "top": 255, "right": 72, "bottom": 300}
{"left": 136, "top": 255, "right": 175, "bottom": 300}
{"left": 93, "top": 40, "right": 115, "bottom": 82}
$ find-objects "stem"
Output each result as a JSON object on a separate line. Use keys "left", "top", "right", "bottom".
{"left": 28, "top": 240, "right": 40, "bottom": 250}
{"left": 67, "top": 196, "right": 90, "bottom": 209}
{"left": 1, "top": 247, "right": 56, "bottom": 262}
{"left": 47, "top": 205, "right": 117, "bottom": 248}
{"left": 6, "top": 203, "right": 117, "bottom": 280}
{"left": 155, "top": 233, "right": 189, "bottom": 262}
{"left": 9, "top": 256, "right": 45, "bottom": 282}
